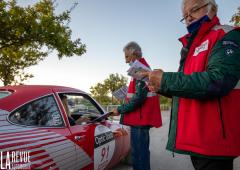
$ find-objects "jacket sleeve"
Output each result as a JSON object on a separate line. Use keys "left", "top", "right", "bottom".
{"left": 159, "top": 29, "right": 240, "bottom": 99}
{"left": 117, "top": 80, "right": 148, "bottom": 114}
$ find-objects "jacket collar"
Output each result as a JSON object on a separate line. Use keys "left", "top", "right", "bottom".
{"left": 138, "top": 57, "right": 150, "bottom": 68}
{"left": 179, "top": 16, "right": 220, "bottom": 47}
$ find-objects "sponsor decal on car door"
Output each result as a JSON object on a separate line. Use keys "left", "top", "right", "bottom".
{"left": 94, "top": 125, "right": 115, "bottom": 170}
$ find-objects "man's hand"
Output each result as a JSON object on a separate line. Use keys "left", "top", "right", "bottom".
{"left": 140, "top": 69, "right": 164, "bottom": 92}
{"left": 112, "top": 108, "right": 120, "bottom": 116}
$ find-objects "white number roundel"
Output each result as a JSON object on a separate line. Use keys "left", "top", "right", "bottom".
{"left": 94, "top": 125, "right": 115, "bottom": 170}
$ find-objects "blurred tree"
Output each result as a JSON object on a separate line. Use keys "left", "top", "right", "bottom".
{"left": 0, "top": 0, "right": 86, "bottom": 85}
{"left": 230, "top": 7, "right": 240, "bottom": 26}
{"left": 160, "top": 95, "right": 171, "bottom": 104}
{"left": 104, "top": 73, "right": 128, "bottom": 104}
{"left": 160, "top": 95, "right": 172, "bottom": 110}
{"left": 90, "top": 73, "right": 128, "bottom": 105}
{"left": 90, "top": 83, "right": 111, "bottom": 105}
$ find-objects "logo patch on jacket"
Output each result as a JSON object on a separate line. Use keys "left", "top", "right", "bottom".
{"left": 222, "top": 40, "right": 239, "bottom": 48}
{"left": 225, "top": 48, "right": 235, "bottom": 56}
{"left": 193, "top": 40, "right": 209, "bottom": 56}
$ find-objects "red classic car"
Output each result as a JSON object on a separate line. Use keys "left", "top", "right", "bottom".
{"left": 0, "top": 85, "right": 130, "bottom": 170}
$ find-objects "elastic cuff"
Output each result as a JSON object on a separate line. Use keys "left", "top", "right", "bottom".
{"left": 158, "top": 72, "right": 166, "bottom": 93}
{"left": 117, "top": 107, "right": 122, "bottom": 114}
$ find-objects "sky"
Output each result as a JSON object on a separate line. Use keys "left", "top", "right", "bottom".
{"left": 4, "top": 0, "right": 239, "bottom": 93}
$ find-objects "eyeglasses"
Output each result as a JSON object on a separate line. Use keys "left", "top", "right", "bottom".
{"left": 180, "top": 3, "right": 210, "bottom": 24}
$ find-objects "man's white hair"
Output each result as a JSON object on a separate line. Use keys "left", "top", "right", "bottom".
{"left": 182, "top": 0, "right": 218, "bottom": 13}
{"left": 123, "top": 41, "right": 142, "bottom": 58}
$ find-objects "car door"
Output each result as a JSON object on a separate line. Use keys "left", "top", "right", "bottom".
{"left": 57, "top": 93, "right": 116, "bottom": 170}
{"left": 7, "top": 94, "right": 78, "bottom": 170}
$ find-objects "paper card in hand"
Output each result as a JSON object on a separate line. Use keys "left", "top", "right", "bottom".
{"left": 112, "top": 85, "right": 128, "bottom": 100}
{"left": 91, "top": 112, "right": 113, "bottom": 123}
{"left": 127, "top": 60, "right": 151, "bottom": 82}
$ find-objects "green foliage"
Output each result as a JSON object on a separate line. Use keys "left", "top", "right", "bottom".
{"left": 90, "top": 73, "right": 128, "bottom": 105}
{"left": 230, "top": 7, "right": 240, "bottom": 26}
{"left": 90, "top": 82, "right": 111, "bottom": 105}
{"left": 104, "top": 73, "right": 128, "bottom": 104}
{"left": 160, "top": 95, "right": 172, "bottom": 110}
{"left": 160, "top": 95, "right": 171, "bottom": 105}
{"left": 0, "top": 0, "right": 86, "bottom": 85}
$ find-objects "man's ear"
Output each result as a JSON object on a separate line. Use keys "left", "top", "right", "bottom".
{"left": 132, "top": 50, "right": 141, "bottom": 57}
{"left": 131, "top": 55, "right": 137, "bottom": 61}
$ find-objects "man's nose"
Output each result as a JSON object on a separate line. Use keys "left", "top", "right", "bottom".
{"left": 186, "top": 15, "right": 194, "bottom": 25}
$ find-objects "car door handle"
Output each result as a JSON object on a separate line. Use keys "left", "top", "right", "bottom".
{"left": 74, "top": 135, "right": 85, "bottom": 140}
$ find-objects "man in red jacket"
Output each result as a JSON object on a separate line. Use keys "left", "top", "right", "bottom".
{"left": 142, "top": 0, "right": 240, "bottom": 170}
{"left": 112, "top": 41, "right": 162, "bottom": 170}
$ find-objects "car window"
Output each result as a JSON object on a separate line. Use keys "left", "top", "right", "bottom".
{"left": 59, "top": 93, "right": 103, "bottom": 126}
{"left": 9, "top": 95, "right": 64, "bottom": 127}
{"left": 0, "top": 91, "right": 12, "bottom": 99}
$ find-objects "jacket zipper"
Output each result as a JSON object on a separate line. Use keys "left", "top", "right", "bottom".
{"left": 173, "top": 102, "right": 179, "bottom": 157}
{"left": 168, "top": 107, "right": 173, "bottom": 136}
{"left": 139, "top": 107, "right": 142, "bottom": 119}
{"left": 172, "top": 32, "right": 197, "bottom": 157}
{"left": 218, "top": 98, "right": 226, "bottom": 139}
{"left": 169, "top": 106, "right": 175, "bottom": 157}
